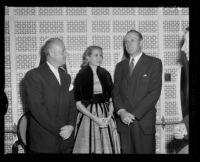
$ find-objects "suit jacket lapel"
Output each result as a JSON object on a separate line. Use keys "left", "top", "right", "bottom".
{"left": 123, "top": 59, "right": 130, "bottom": 81}
{"left": 126, "top": 54, "right": 148, "bottom": 105}
{"left": 59, "top": 69, "right": 70, "bottom": 90}
{"left": 43, "top": 63, "right": 61, "bottom": 88}
{"left": 129, "top": 53, "right": 146, "bottom": 79}
{"left": 127, "top": 54, "right": 147, "bottom": 93}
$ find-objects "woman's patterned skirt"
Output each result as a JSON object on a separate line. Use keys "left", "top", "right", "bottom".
{"left": 72, "top": 94, "right": 121, "bottom": 154}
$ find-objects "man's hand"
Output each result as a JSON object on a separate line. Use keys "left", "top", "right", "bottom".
{"left": 59, "top": 125, "right": 74, "bottom": 140}
{"left": 174, "top": 123, "right": 187, "bottom": 139}
{"left": 119, "top": 110, "right": 135, "bottom": 126}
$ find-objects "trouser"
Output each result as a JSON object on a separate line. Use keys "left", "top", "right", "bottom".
{"left": 119, "top": 121, "right": 155, "bottom": 154}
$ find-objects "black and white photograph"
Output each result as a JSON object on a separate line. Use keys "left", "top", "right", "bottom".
{"left": 2, "top": 6, "right": 197, "bottom": 156}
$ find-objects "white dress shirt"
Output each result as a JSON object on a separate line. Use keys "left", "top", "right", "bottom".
{"left": 46, "top": 61, "right": 61, "bottom": 85}
{"left": 129, "top": 52, "right": 143, "bottom": 67}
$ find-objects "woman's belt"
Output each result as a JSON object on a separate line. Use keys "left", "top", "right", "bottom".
{"left": 81, "top": 94, "right": 109, "bottom": 106}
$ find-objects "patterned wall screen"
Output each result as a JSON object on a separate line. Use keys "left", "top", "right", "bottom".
{"left": 4, "top": 7, "right": 189, "bottom": 154}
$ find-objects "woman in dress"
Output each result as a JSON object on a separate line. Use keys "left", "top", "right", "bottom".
{"left": 72, "top": 46, "right": 121, "bottom": 154}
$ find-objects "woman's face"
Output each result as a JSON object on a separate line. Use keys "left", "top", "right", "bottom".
{"left": 181, "top": 31, "right": 189, "bottom": 60}
{"left": 87, "top": 49, "right": 103, "bottom": 67}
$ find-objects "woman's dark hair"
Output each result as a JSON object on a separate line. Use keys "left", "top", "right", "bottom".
{"left": 81, "top": 46, "right": 103, "bottom": 68}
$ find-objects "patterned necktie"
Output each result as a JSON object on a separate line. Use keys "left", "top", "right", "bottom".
{"left": 129, "top": 58, "right": 134, "bottom": 76}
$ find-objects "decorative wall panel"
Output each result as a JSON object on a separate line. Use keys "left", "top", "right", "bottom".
{"left": 4, "top": 7, "right": 189, "bottom": 154}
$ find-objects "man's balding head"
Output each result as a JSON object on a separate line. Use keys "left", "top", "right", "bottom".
{"left": 41, "top": 38, "right": 66, "bottom": 67}
{"left": 43, "top": 38, "right": 64, "bottom": 57}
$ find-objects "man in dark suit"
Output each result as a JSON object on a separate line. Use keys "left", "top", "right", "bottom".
{"left": 24, "top": 38, "right": 77, "bottom": 153}
{"left": 3, "top": 92, "right": 8, "bottom": 115}
{"left": 174, "top": 27, "right": 189, "bottom": 154}
{"left": 113, "top": 30, "right": 162, "bottom": 154}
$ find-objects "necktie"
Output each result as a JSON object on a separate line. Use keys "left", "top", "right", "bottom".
{"left": 129, "top": 58, "right": 134, "bottom": 76}
{"left": 59, "top": 64, "right": 67, "bottom": 73}
{"left": 58, "top": 67, "right": 63, "bottom": 85}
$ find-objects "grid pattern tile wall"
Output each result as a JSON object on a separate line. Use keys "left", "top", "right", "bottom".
{"left": 4, "top": 7, "right": 189, "bottom": 154}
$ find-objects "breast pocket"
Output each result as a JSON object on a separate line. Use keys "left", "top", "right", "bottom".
{"left": 140, "top": 74, "right": 149, "bottom": 84}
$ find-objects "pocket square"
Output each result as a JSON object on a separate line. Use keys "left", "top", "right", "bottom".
{"left": 143, "top": 74, "right": 148, "bottom": 77}
{"left": 69, "top": 84, "right": 74, "bottom": 91}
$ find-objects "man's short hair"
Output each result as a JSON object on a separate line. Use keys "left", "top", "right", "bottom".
{"left": 126, "top": 30, "right": 143, "bottom": 40}
{"left": 123, "top": 30, "right": 143, "bottom": 58}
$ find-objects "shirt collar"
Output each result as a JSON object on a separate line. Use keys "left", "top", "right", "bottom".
{"left": 46, "top": 61, "right": 58, "bottom": 73}
{"left": 129, "top": 52, "right": 143, "bottom": 64}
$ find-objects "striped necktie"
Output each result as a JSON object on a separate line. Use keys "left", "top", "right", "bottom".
{"left": 129, "top": 58, "right": 134, "bottom": 76}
